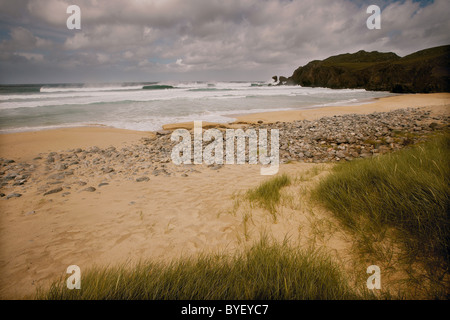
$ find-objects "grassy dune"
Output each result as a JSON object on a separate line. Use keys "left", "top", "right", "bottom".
{"left": 314, "top": 132, "right": 449, "bottom": 298}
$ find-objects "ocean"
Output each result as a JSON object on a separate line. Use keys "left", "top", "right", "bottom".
{"left": 0, "top": 81, "right": 394, "bottom": 133}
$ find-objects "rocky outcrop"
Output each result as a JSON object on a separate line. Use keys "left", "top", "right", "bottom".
{"left": 286, "top": 45, "right": 450, "bottom": 93}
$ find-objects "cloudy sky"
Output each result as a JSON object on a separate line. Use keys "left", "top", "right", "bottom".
{"left": 0, "top": 0, "right": 448, "bottom": 84}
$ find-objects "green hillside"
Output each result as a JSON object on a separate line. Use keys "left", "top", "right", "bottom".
{"left": 285, "top": 45, "right": 450, "bottom": 93}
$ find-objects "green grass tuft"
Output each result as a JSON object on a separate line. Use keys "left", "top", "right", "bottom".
{"left": 36, "top": 238, "right": 360, "bottom": 300}
{"left": 246, "top": 174, "right": 291, "bottom": 222}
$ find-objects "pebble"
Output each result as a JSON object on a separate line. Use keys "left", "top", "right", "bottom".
{"left": 44, "top": 187, "right": 63, "bottom": 196}
{"left": 6, "top": 193, "right": 22, "bottom": 199}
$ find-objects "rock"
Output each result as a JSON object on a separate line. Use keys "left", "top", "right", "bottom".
{"left": 15, "top": 174, "right": 28, "bottom": 180}
{"left": 429, "top": 122, "right": 439, "bottom": 130}
{"left": 13, "top": 179, "right": 27, "bottom": 186}
{"left": 136, "top": 176, "right": 150, "bottom": 182}
{"left": 278, "top": 76, "right": 288, "bottom": 84}
{"left": 56, "top": 163, "right": 67, "bottom": 170}
{"left": 44, "top": 187, "right": 63, "bottom": 196}
{"left": 336, "top": 151, "right": 346, "bottom": 159}
{"left": 49, "top": 173, "right": 65, "bottom": 180}
{"left": 152, "top": 170, "right": 160, "bottom": 176}
{"left": 6, "top": 193, "right": 22, "bottom": 199}
{"left": 48, "top": 180, "right": 63, "bottom": 185}
{"left": 0, "top": 193, "right": 5, "bottom": 197}
{"left": 82, "top": 187, "right": 96, "bottom": 192}
{"left": 98, "top": 182, "right": 109, "bottom": 187}
{"left": 156, "top": 130, "right": 171, "bottom": 136}
{"left": 4, "top": 173, "right": 17, "bottom": 181}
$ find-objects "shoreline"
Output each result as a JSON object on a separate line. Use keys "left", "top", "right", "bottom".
{"left": 225, "top": 94, "right": 381, "bottom": 119}
{"left": 158, "top": 93, "right": 449, "bottom": 130}
{"left": 231, "top": 93, "right": 450, "bottom": 123}
{"left": 0, "top": 93, "right": 448, "bottom": 162}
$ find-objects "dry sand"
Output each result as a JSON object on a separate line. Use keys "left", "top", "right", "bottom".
{"left": 0, "top": 93, "right": 449, "bottom": 299}
{"left": 0, "top": 127, "right": 153, "bottom": 163}
{"left": 1, "top": 162, "right": 350, "bottom": 299}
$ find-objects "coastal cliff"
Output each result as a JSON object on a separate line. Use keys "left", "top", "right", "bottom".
{"left": 284, "top": 45, "right": 450, "bottom": 93}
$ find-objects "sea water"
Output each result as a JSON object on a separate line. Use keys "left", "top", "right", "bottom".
{"left": 0, "top": 81, "right": 394, "bottom": 133}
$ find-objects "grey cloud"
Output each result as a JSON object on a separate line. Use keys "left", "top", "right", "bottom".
{"left": 0, "top": 0, "right": 449, "bottom": 83}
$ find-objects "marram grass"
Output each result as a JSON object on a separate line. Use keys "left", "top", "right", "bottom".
{"left": 246, "top": 173, "right": 291, "bottom": 221}
{"left": 36, "top": 238, "right": 361, "bottom": 300}
{"left": 313, "top": 132, "right": 450, "bottom": 297}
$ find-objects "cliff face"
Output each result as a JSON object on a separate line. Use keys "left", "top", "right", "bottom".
{"left": 286, "top": 45, "right": 450, "bottom": 93}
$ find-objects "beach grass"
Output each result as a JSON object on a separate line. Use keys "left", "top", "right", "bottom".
{"left": 313, "top": 132, "right": 450, "bottom": 297}
{"left": 36, "top": 237, "right": 360, "bottom": 300}
{"left": 246, "top": 173, "right": 291, "bottom": 222}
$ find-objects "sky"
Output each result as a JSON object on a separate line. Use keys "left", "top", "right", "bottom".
{"left": 0, "top": 0, "right": 449, "bottom": 84}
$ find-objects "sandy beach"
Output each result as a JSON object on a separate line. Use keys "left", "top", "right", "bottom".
{"left": 0, "top": 93, "right": 449, "bottom": 299}
{"left": 160, "top": 93, "right": 450, "bottom": 131}
{"left": 233, "top": 93, "right": 450, "bottom": 123}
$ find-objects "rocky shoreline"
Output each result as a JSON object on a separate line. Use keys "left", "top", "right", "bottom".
{"left": 0, "top": 107, "right": 448, "bottom": 200}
